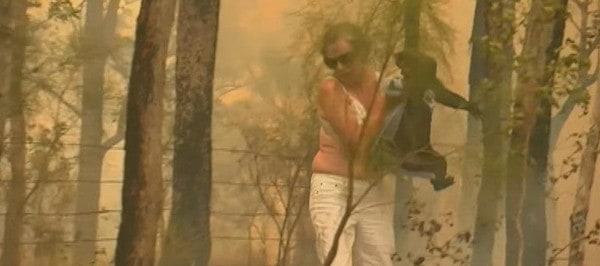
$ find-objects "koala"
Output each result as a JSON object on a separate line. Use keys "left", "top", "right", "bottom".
{"left": 379, "top": 50, "right": 481, "bottom": 191}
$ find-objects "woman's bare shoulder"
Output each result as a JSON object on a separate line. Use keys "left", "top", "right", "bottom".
{"left": 318, "top": 76, "right": 341, "bottom": 96}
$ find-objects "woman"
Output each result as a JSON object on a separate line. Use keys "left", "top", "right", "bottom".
{"left": 310, "top": 22, "right": 396, "bottom": 266}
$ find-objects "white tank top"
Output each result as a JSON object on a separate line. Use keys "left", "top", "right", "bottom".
{"left": 318, "top": 76, "right": 367, "bottom": 142}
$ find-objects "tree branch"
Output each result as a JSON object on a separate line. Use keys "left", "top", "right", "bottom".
{"left": 585, "top": 50, "right": 600, "bottom": 84}
{"left": 591, "top": 39, "right": 600, "bottom": 54}
{"left": 548, "top": 231, "right": 594, "bottom": 264}
{"left": 103, "top": 0, "right": 120, "bottom": 40}
{"left": 101, "top": 97, "right": 126, "bottom": 149}
{"left": 215, "top": 83, "right": 247, "bottom": 98}
{"left": 574, "top": 0, "right": 588, "bottom": 9}
{"left": 554, "top": 73, "right": 597, "bottom": 118}
{"left": 37, "top": 87, "right": 81, "bottom": 116}
{"left": 101, "top": 47, "right": 129, "bottom": 150}
{"left": 567, "top": 12, "right": 583, "bottom": 34}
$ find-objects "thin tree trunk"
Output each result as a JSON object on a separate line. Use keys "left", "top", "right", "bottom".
{"left": 522, "top": 1, "right": 567, "bottom": 264}
{"left": 0, "top": 114, "right": 5, "bottom": 165}
{"left": 159, "top": 0, "right": 219, "bottom": 265}
{"left": 0, "top": 3, "right": 11, "bottom": 251}
{"left": 0, "top": 0, "right": 14, "bottom": 168}
{"left": 547, "top": 0, "right": 597, "bottom": 247}
{"left": 403, "top": 0, "right": 421, "bottom": 50}
{"left": 73, "top": 1, "right": 121, "bottom": 264}
{"left": 394, "top": 0, "right": 420, "bottom": 256}
{"left": 505, "top": 1, "right": 563, "bottom": 265}
{"left": 567, "top": 35, "right": 600, "bottom": 266}
{"left": 522, "top": 102, "right": 551, "bottom": 266}
{"left": 471, "top": 1, "right": 513, "bottom": 265}
{"left": 459, "top": 0, "right": 485, "bottom": 233}
{"left": 0, "top": 0, "right": 27, "bottom": 264}
{"left": 567, "top": 116, "right": 600, "bottom": 265}
{"left": 113, "top": 0, "right": 175, "bottom": 264}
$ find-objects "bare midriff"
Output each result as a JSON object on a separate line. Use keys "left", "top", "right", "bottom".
{"left": 312, "top": 126, "right": 378, "bottom": 179}
{"left": 312, "top": 128, "right": 351, "bottom": 176}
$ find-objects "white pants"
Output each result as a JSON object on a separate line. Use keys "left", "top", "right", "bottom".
{"left": 309, "top": 173, "right": 396, "bottom": 266}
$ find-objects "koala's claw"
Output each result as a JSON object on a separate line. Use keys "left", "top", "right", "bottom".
{"left": 430, "top": 175, "right": 455, "bottom": 191}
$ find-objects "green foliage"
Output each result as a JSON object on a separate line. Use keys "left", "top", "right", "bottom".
{"left": 48, "top": 0, "right": 81, "bottom": 22}
{"left": 290, "top": 0, "right": 455, "bottom": 80}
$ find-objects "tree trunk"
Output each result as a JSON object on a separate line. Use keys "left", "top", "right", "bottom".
{"left": 0, "top": 112, "right": 5, "bottom": 166}
{"left": 567, "top": 35, "right": 600, "bottom": 266}
{"left": 504, "top": 1, "right": 563, "bottom": 265}
{"left": 403, "top": 0, "right": 421, "bottom": 50}
{"left": 73, "top": 0, "right": 121, "bottom": 264}
{"left": 159, "top": 0, "right": 219, "bottom": 265}
{"left": 522, "top": 103, "right": 551, "bottom": 266}
{"left": 522, "top": 1, "right": 567, "bottom": 264}
{"left": 0, "top": 0, "right": 27, "bottom": 264}
{"left": 0, "top": 0, "right": 12, "bottom": 251}
{"left": 459, "top": 0, "right": 485, "bottom": 233}
{"left": 567, "top": 119, "right": 600, "bottom": 265}
{"left": 113, "top": 0, "right": 175, "bottom": 265}
{"left": 0, "top": 0, "right": 14, "bottom": 168}
{"left": 394, "top": 0, "right": 420, "bottom": 256}
{"left": 471, "top": 1, "right": 513, "bottom": 265}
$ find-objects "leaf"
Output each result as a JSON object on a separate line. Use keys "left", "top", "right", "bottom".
{"left": 48, "top": 0, "right": 81, "bottom": 22}
{"left": 413, "top": 257, "right": 425, "bottom": 266}
{"left": 430, "top": 219, "right": 442, "bottom": 233}
{"left": 461, "top": 231, "right": 472, "bottom": 243}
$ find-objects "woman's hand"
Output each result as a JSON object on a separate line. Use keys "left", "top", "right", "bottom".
{"left": 383, "top": 74, "right": 406, "bottom": 110}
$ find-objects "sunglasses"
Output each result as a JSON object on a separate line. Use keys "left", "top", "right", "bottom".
{"left": 324, "top": 52, "right": 356, "bottom": 69}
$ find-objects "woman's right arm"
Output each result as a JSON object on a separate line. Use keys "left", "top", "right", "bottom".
{"left": 318, "top": 78, "right": 362, "bottom": 153}
{"left": 319, "top": 78, "right": 386, "bottom": 175}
